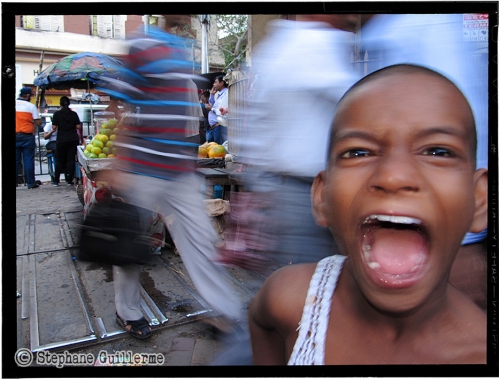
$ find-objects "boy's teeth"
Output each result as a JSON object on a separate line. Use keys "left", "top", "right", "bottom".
{"left": 365, "top": 215, "right": 422, "bottom": 225}
{"left": 367, "top": 262, "right": 381, "bottom": 270}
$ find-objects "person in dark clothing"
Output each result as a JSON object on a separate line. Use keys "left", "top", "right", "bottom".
{"left": 52, "top": 96, "right": 82, "bottom": 186}
{"left": 199, "top": 90, "right": 210, "bottom": 144}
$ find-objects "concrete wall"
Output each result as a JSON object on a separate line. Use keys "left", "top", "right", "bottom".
{"left": 15, "top": 28, "right": 129, "bottom": 86}
{"left": 65, "top": 15, "right": 91, "bottom": 35}
{"left": 16, "top": 28, "right": 129, "bottom": 56}
{"left": 125, "top": 15, "right": 145, "bottom": 38}
{"left": 246, "top": 15, "right": 280, "bottom": 67}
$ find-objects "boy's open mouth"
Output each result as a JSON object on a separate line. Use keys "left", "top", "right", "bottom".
{"left": 360, "top": 214, "right": 429, "bottom": 285}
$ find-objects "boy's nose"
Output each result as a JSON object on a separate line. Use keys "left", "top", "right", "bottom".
{"left": 367, "top": 151, "right": 420, "bottom": 195}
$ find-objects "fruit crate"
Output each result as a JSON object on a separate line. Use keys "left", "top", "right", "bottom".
{"left": 77, "top": 146, "right": 114, "bottom": 177}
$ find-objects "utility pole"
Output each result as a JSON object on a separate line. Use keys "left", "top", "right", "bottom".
{"left": 198, "top": 15, "right": 210, "bottom": 73}
{"left": 35, "top": 50, "right": 44, "bottom": 109}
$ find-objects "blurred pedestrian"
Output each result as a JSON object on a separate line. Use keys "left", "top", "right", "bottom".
{"left": 234, "top": 14, "right": 360, "bottom": 265}
{"left": 105, "top": 97, "right": 124, "bottom": 120}
{"left": 97, "top": 14, "right": 242, "bottom": 339}
{"left": 199, "top": 90, "right": 210, "bottom": 144}
{"left": 43, "top": 115, "right": 58, "bottom": 183}
{"left": 51, "top": 96, "right": 82, "bottom": 186}
{"left": 16, "top": 87, "right": 42, "bottom": 189}
{"left": 360, "top": 13, "right": 489, "bottom": 309}
{"left": 205, "top": 75, "right": 229, "bottom": 144}
{"left": 43, "top": 117, "right": 57, "bottom": 153}
{"left": 213, "top": 13, "right": 360, "bottom": 366}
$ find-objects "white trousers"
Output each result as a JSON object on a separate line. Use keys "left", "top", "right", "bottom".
{"left": 112, "top": 171, "right": 241, "bottom": 321}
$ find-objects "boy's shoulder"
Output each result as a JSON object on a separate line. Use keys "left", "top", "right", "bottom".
{"left": 267, "top": 261, "right": 317, "bottom": 289}
{"left": 251, "top": 262, "right": 318, "bottom": 329}
{"left": 402, "top": 286, "right": 487, "bottom": 364}
{"left": 440, "top": 287, "right": 487, "bottom": 363}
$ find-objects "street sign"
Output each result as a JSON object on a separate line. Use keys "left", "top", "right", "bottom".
{"left": 463, "top": 14, "right": 489, "bottom": 42}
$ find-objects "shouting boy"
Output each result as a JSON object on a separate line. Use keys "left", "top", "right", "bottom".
{"left": 247, "top": 64, "right": 488, "bottom": 365}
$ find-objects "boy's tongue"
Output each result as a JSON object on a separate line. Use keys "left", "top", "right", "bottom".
{"left": 369, "top": 228, "right": 426, "bottom": 275}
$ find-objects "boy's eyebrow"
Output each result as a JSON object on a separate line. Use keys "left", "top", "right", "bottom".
{"left": 413, "top": 125, "right": 469, "bottom": 140}
{"left": 331, "top": 125, "right": 468, "bottom": 144}
{"left": 330, "top": 129, "right": 378, "bottom": 145}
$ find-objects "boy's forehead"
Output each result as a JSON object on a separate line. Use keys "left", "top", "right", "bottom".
{"left": 351, "top": 72, "right": 447, "bottom": 99}
{"left": 336, "top": 72, "right": 468, "bottom": 120}
{"left": 331, "top": 71, "right": 475, "bottom": 143}
{"left": 329, "top": 64, "right": 477, "bottom": 166}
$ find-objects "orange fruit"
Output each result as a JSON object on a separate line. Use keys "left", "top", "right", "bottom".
{"left": 205, "top": 142, "right": 218, "bottom": 150}
{"left": 91, "top": 139, "right": 104, "bottom": 148}
{"left": 208, "top": 145, "right": 227, "bottom": 158}
{"left": 100, "top": 129, "right": 113, "bottom": 136}
{"left": 198, "top": 146, "right": 209, "bottom": 158}
{"left": 98, "top": 134, "right": 109, "bottom": 144}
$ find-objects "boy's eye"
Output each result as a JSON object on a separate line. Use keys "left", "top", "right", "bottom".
{"left": 422, "top": 147, "right": 453, "bottom": 157}
{"left": 340, "top": 148, "right": 370, "bottom": 158}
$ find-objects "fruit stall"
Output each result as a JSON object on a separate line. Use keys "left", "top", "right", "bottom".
{"left": 77, "top": 115, "right": 168, "bottom": 252}
{"left": 77, "top": 114, "right": 120, "bottom": 217}
{"left": 76, "top": 117, "right": 245, "bottom": 255}
{"left": 77, "top": 144, "right": 115, "bottom": 218}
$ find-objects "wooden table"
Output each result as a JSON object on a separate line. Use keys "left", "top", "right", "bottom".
{"left": 196, "top": 163, "right": 243, "bottom": 200}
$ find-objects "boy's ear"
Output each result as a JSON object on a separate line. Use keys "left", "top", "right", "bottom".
{"left": 311, "top": 171, "right": 328, "bottom": 227}
{"left": 469, "top": 168, "right": 488, "bottom": 233}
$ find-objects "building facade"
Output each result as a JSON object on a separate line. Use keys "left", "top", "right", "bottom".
{"left": 15, "top": 14, "right": 226, "bottom": 105}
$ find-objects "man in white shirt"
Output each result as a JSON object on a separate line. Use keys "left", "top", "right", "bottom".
{"left": 205, "top": 75, "right": 229, "bottom": 144}
{"left": 16, "top": 87, "right": 41, "bottom": 189}
{"left": 235, "top": 14, "right": 360, "bottom": 265}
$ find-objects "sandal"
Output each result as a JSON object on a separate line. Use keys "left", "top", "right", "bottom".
{"left": 116, "top": 313, "right": 152, "bottom": 340}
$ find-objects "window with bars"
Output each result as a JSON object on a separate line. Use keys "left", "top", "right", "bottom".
{"left": 91, "top": 15, "right": 125, "bottom": 39}
{"left": 22, "top": 15, "right": 64, "bottom": 32}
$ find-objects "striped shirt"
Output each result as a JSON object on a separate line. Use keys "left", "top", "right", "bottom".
{"left": 97, "top": 26, "right": 205, "bottom": 181}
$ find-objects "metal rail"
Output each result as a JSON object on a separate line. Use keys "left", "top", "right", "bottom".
{"left": 18, "top": 205, "right": 272, "bottom": 353}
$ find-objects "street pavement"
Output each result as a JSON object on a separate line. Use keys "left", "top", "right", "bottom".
{"left": 13, "top": 174, "right": 272, "bottom": 375}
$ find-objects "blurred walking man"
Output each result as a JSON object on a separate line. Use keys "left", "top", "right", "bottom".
{"left": 98, "top": 15, "right": 241, "bottom": 339}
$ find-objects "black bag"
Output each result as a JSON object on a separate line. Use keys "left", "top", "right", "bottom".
{"left": 78, "top": 200, "right": 154, "bottom": 266}
{"left": 196, "top": 158, "right": 226, "bottom": 169}
{"left": 45, "top": 141, "right": 57, "bottom": 153}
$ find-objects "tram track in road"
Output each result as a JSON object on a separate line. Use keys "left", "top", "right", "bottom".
{"left": 16, "top": 210, "right": 205, "bottom": 353}
{"left": 16, "top": 202, "right": 276, "bottom": 355}
{"left": 156, "top": 248, "right": 270, "bottom": 312}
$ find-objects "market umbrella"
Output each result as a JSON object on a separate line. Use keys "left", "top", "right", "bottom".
{"left": 34, "top": 52, "right": 124, "bottom": 90}
{"left": 34, "top": 52, "right": 124, "bottom": 127}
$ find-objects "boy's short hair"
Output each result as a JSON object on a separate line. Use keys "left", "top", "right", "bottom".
{"left": 328, "top": 64, "right": 477, "bottom": 167}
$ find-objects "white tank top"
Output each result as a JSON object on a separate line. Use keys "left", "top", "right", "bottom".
{"left": 288, "top": 254, "right": 347, "bottom": 365}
